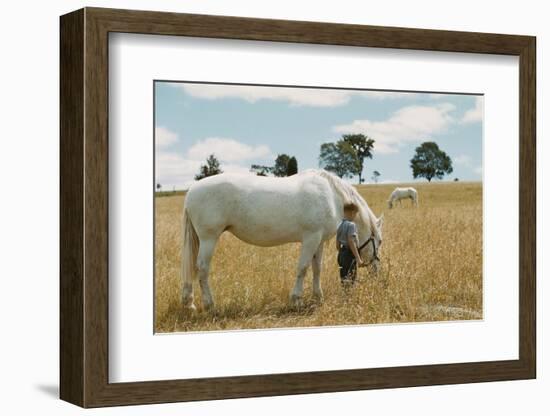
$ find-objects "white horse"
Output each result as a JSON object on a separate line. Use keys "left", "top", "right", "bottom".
{"left": 181, "top": 169, "right": 384, "bottom": 310}
{"left": 387, "top": 187, "right": 418, "bottom": 209}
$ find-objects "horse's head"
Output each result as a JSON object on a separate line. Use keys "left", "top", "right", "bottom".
{"left": 387, "top": 199, "right": 393, "bottom": 209}
{"left": 357, "top": 214, "right": 384, "bottom": 272}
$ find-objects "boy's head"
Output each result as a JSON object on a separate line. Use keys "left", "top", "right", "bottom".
{"left": 343, "top": 202, "right": 359, "bottom": 219}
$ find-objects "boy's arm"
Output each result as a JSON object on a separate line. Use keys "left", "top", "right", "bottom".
{"left": 347, "top": 234, "right": 362, "bottom": 264}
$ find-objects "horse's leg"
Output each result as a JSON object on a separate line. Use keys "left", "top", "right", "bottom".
{"left": 290, "top": 232, "right": 323, "bottom": 307}
{"left": 311, "top": 242, "right": 324, "bottom": 301}
{"left": 196, "top": 238, "right": 217, "bottom": 310}
{"left": 182, "top": 282, "right": 195, "bottom": 311}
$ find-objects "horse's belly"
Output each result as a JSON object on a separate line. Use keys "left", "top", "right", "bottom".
{"left": 227, "top": 224, "right": 302, "bottom": 247}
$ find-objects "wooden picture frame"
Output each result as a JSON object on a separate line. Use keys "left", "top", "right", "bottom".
{"left": 60, "top": 7, "right": 536, "bottom": 408}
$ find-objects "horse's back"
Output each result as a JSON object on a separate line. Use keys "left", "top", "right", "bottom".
{"left": 184, "top": 173, "right": 337, "bottom": 245}
{"left": 392, "top": 186, "right": 416, "bottom": 195}
{"left": 185, "top": 173, "right": 322, "bottom": 207}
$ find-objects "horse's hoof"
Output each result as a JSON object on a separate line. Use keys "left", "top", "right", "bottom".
{"left": 202, "top": 302, "right": 215, "bottom": 312}
{"left": 313, "top": 292, "right": 324, "bottom": 304}
{"left": 183, "top": 303, "right": 197, "bottom": 313}
{"left": 290, "top": 294, "right": 303, "bottom": 309}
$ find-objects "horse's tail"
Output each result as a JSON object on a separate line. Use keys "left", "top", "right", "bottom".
{"left": 182, "top": 207, "right": 199, "bottom": 302}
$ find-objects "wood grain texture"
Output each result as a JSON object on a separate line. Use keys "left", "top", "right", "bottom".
{"left": 518, "top": 38, "right": 536, "bottom": 375}
{"left": 59, "top": 7, "right": 537, "bottom": 408}
{"left": 88, "top": 7, "right": 532, "bottom": 54}
{"left": 59, "top": 8, "right": 84, "bottom": 407}
{"left": 83, "top": 10, "right": 110, "bottom": 406}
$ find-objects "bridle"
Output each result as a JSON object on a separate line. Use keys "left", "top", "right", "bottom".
{"left": 357, "top": 235, "right": 380, "bottom": 265}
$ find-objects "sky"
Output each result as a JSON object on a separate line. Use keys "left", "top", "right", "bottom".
{"left": 154, "top": 81, "right": 483, "bottom": 190}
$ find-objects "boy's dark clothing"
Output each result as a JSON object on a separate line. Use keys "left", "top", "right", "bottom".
{"left": 336, "top": 219, "right": 359, "bottom": 283}
{"left": 337, "top": 245, "right": 357, "bottom": 282}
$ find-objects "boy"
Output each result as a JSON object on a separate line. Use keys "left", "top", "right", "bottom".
{"left": 336, "top": 202, "right": 365, "bottom": 284}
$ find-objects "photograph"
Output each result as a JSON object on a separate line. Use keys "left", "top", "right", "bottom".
{"left": 154, "top": 81, "right": 483, "bottom": 333}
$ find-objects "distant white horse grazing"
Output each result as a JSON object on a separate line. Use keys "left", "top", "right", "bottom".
{"left": 388, "top": 187, "right": 418, "bottom": 209}
{"left": 181, "top": 169, "right": 384, "bottom": 310}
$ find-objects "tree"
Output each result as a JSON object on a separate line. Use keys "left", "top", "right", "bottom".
{"left": 156, "top": 183, "right": 162, "bottom": 192}
{"left": 251, "top": 155, "right": 297, "bottom": 177}
{"left": 250, "top": 164, "right": 272, "bottom": 176}
{"left": 273, "top": 154, "right": 291, "bottom": 177}
{"left": 410, "top": 142, "right": 453, "bottom": 182}
{"left": 342, "top": 134, "right": 375, "bottom": 184}
{"left": 286, "top": 157, "right": 298, "bottom": 176}
{"left": 319, "top": 141, "right": 358, "bottom": 178}
{"left": 371, "top": 170, "right": 380, "bottom": 184}
{"left": 195, "top": 154, "right": 223, "bottom": 180}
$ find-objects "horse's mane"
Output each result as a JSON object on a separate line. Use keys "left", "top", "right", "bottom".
{"left": 302, "top": 169, "right": 379, "bottom": 236}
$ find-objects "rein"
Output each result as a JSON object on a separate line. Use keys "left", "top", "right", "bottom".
{"left": 340, "top": 235, "right": 379, "bottom": 274}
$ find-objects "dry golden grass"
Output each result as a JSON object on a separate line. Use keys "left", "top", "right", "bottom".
{"left": 155, "top": 181, "right": 482, "bottom": 333}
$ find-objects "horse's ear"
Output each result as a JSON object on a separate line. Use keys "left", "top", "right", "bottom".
{"left": 376, "top": 214, "right": 384, "bottom": 229}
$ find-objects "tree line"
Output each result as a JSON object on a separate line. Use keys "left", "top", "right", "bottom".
{"left": 319, "top": 134, "right": 453, "bottom": 183}
{"left": 191, "top": 153, "right": 299, "bottom": 181}
{"left": 156, "top": 135, "right": 454, "bottom": 190}
{"left": 251, "top": 154, "right": 298, "bottom": 177}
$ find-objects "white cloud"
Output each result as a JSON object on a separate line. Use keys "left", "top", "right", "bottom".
{"left": 358, "top": 91, "right": 418, "bottom": 100}
{"left": 220, "top": 164, "right": 256, "bottom": 176}
{"left": 155, "top": 126, "right": 178, "bottom": 148}
{"left": 333, "top": 103, "right": 456, "bottom": 154}
{"left": 180, "top": 84, "right": 351, "bottom": 107}
{"left": 461, "top": 96, "right": 483, "bottom": 123}
{"left": 453, "top": 155, "right": 483, "bottom": 176}
{"left": 155, "top": 152, "right": 201, "bottom": 190}
{"left": 156, "top": 153, "right": 260, "bottom": 190}
{"left": 156, "top": 137, "right": 273, "bottom": 190}
{"left": 174, "top": 84, "right": 419, "bottom": 107}
{"left": 454, "top": 154, "right": 472, "bottom": 167}
{"left": 186, "top": 137, "right": 272, "bottom": 162}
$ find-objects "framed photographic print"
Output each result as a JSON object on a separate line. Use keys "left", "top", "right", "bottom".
{"left": 60, "top": 7, "right": 536, "bottom": 408}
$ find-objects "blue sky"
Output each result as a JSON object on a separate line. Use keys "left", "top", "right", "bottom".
{"left": 155, "top": 81, "right": 482, "bottom": 190}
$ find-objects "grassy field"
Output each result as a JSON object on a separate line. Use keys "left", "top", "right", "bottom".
{"left": 155, "top": 181, "right": 482, "bottom": 333}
